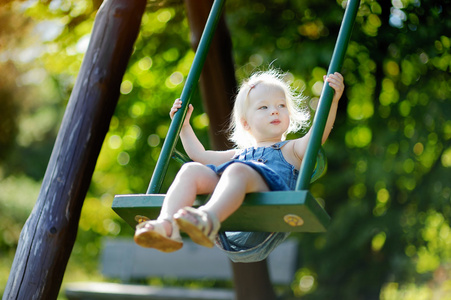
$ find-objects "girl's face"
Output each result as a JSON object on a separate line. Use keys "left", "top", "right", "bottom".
{"left": 242, "top": 84, "right": 290, "bottom": 145}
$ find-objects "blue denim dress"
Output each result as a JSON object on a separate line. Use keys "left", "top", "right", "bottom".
{"left": 206, "top": 141, "right": 298, "bottom": 263}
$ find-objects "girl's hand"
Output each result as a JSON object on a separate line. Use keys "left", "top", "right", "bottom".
{"left": 170, "top": 98, "right": 194, "bottom": 127}
{"left": 324, "top": 72, "right": 344, "bottom": 103}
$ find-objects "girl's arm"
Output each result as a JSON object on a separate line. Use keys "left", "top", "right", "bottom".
{"left": 170, "top": 99, "right": 236, "bottom": 165}
{"left": 291, "top": 72, "right": 344, "bottom": 161}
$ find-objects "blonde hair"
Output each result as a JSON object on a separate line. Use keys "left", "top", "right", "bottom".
{"left": 229, "top": 69, "right": 309, "bottom": 149}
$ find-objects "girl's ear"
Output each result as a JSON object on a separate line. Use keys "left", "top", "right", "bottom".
{"left": 241, "top": 118, "right": 250, "bottom": 131}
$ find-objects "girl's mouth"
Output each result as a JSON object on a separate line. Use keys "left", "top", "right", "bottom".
{"left": 271, "top": 119, "right": 281, "bottom": 125}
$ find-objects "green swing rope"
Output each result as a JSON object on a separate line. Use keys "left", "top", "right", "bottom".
{"left": 147, "top": 0, "right": 226, "bottom": 194}
{"left": 296, "top": 0, "right": 360, "bottom": 191}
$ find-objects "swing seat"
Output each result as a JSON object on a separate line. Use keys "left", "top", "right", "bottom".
{"left": 112, "top": 190, "right": 329, "bottom": 233}
{"left": 112, "top": 148, "right": 330, "bottom": 233}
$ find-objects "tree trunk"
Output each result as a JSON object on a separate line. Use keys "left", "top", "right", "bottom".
{"left": 231, "top": 261, "right": 277, "bottom": 300}
{"left": 3, "top": 1, "right": 146, "bottom": 299}
{"left": 184, "top": 1, "right": 276, "bottom": 299}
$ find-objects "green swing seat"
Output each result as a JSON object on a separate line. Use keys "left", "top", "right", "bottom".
{"left": 113, "top": 190, "right": 329, "bottom": 233}
{"left": 112, "top": 0, "right": 359, "bottom": 233}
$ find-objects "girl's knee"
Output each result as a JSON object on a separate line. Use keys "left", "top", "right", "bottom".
{"left": 176, "top": 162, "right": 216, "bottom": 180}
{"left": 222, "top": 163, "right": 255, "bottom": 178}
{"left": 179, "top": 162, "right": 204, "bottom": 174}
{"left": 175, "top": 162, "right": 218, "bottom": 193}
{"left": 221, "top": 163, "right": 268, "bottom": 191}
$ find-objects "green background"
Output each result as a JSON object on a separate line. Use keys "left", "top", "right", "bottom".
{"left": 0, "top": 0, "right": 450, "bottom": 299}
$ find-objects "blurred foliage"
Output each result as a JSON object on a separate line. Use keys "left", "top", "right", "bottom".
{"left": 1, "top": 0, "right": 451, "bottom": 299}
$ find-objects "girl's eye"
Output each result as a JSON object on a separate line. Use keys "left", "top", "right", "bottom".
{"left": 259, "top": 106, "right": 267, "bottom": 110}
{"left": 278, "top": 104, "right": 286, "bottom": 108}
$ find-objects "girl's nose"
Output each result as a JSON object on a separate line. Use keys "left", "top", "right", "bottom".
{"left": 271, "top": 108, "right": 279, "bottom": 115}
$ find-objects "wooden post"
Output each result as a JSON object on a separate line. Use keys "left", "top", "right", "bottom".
{"left": 184, "top": 1, "right": 276, "bottom": 299}
{"left": 3, "top": 1, "right": 146, "bottom": 299}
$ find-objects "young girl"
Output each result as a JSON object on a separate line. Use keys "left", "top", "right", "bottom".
{"left": 134, "top": 69, "right": 344, "bottom": 262}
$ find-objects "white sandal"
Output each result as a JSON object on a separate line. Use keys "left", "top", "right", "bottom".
{"left": 134, "top": 218, "right": 183, "bottom": 253}
{"left": 174, "top": 207, "right": 220, "bottom": 248}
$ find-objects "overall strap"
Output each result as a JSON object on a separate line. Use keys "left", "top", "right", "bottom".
{"left": 270, "top": 140, "right": 289, "bottom": 150}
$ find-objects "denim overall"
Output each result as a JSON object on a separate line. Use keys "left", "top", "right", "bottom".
{"left": 206, "top": 141, "right": 299, "bottom": 263}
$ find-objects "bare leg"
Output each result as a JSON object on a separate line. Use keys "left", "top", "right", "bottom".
{"left": 202, "top": 163, "right": 270, "bottom": 222}
{"left": 158, "top": 162, "right": 219, "bottom": 234}
{"left": 173, "top": 163, "right": 269, "bottom": 247}
{"left": 135, "top": 162, "right": 220, "bottom": 251}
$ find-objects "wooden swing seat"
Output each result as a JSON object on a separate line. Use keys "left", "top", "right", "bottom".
{"left": 112, "top": 190, "right": 329, "bottom": 233}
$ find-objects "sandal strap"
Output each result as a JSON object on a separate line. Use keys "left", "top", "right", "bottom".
{"left": 157, "top": 213, "right": 173, "bottom": 221}
{"left": 180, "top": 207, "right": 220, "bottom": 240}
{"left": 135, "top": 219, "right": 181, "bottom": 242}
{"left": 199, "top": 208, "right": 220, "bottom": 237}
